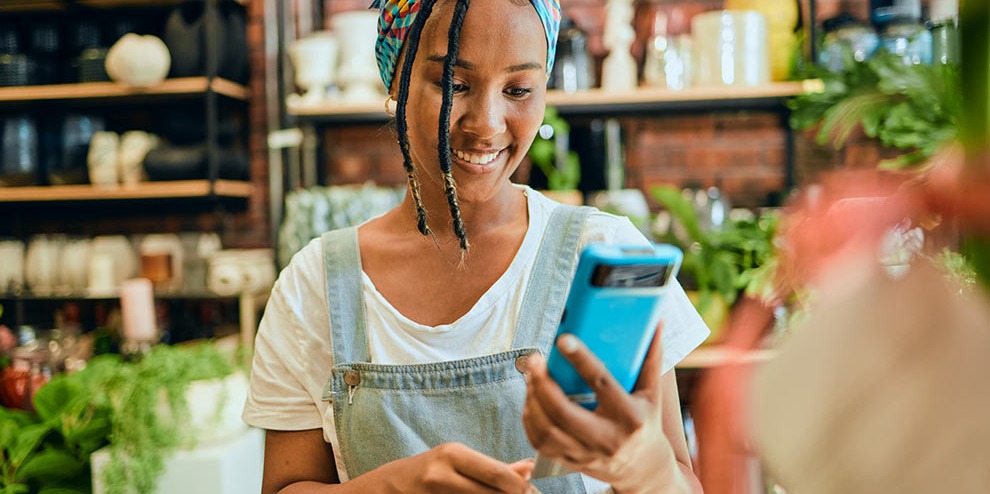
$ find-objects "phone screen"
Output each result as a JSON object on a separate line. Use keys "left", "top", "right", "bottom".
{"left": 591, "top": 262, "right": 674, "bottom": 288}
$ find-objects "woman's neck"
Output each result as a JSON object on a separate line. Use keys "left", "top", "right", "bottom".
{"left": 396, "top": 180, "right": 527, "bottom": 241}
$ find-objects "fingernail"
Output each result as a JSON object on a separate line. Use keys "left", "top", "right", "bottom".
{"left": 559, "top": 334, "right": 579, "bottom": 353}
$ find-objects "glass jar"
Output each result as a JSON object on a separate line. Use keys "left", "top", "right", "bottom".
{"left": 820, "top": 15, "right": 880, "bottom": 72}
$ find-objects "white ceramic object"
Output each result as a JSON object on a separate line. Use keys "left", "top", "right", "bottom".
{"left": 692, "top": 10, "right": 769, "bottom": 87}
{"left": 331, "top": 11, "right": 385, "bottom": 102}
{"left": 183, "top": 372, "right": 250, "bottom": 446}
{"left": 287, "top": 31, "right": 339, "bottom": 108}
{"left": 105, "top": 34, "right": 172, "bottom": 87}
{"left": 208, "top": 249, "right": 275, "bottom": 296}
{"left": 59, "top": 238, "right": 91, "bottom": 291}
{"left": 601, "top": 0, "right": 638, "bottom": 91}
{"left": 25, "top": 235, "right": 62, "bottom": 295}
{"left": 0, "top": 240, "right": 25, "bottom": 294}
{"left": 90, "top": 235, "right": 138, "bottom": 292}
{"left": 118, "top": 131, "right": 158, "bottom": 186}
{"left": 88, "top": 131, "right": 120, "bottom": 188}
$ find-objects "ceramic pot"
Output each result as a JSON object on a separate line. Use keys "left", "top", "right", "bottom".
{"left": 89, "top": 235, "right": 137, "bottom": 292}
{"left": 331, "top": 11, "right": 384, "bottom": 102}
{"left": 288, "top": 32, "right": 338, "bottom": 107}
{"left": 59, "top": 238, "right": 91, "bottom": 292}
{"left": 105, "top": 34, "right": 171, "bottom": 87}
{"left": 0, "top": 240, "right": 25, "bottom": 294}
{"left": 139, "top": 234, "right": 184, "bottom": 292}
{"left": 25, "top": 235, "right": 62, "bottom": 295}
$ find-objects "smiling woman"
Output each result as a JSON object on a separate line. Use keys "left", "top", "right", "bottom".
{"left": 243, "top": 1, "right": 709, "bottom": 493}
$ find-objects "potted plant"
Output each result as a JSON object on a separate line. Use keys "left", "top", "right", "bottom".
{"left": 528, "top": 106, "right": 582, "bottom": 205}
{"left": 0, "top": 342, "right": 241, "bottom": 494}
{"left": 651, "top": 185, "right": 781, "bottom": 341}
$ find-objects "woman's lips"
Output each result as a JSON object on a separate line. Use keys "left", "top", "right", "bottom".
{"left": 450, "top": 148, "right": 507, "bottom": 174}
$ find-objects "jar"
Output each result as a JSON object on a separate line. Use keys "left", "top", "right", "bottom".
{"left": 880, "top": 21, "right": 932, "bottom": 65}
{"left": 0, "top": 347, "right": 51, "bottom": 411}
{"left": 820, "top": 15, "right": 881, "bottom": 72}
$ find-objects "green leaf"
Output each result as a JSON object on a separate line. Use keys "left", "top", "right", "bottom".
{"left": 651, "top": 186, "right": 704, "bottom": 243}
{"left": 0, "top": 484, "right": 30, "bottom": 494}
{"left": 33, "top": 377, "right": 85, "bottom": 425}
{"left": 9, "top": 424, "right": 51, "bottom": 467}
{"left": 14, "top": 450, "right": 83, "bottom": 482}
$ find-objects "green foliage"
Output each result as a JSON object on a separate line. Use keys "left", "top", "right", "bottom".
{"left": 528, "top": 107, "right": 581, "bottom": 191}
{"left": 651, "top": 186, "right": 780, "bottom": 312}
{"left": 0, "top": 343, "right": 235, "bottom": 494}
{"left": 789, "top": 51, "right": 962, "bottom": 169}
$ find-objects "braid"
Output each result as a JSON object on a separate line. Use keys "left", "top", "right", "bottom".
{"left": 395, "top": 0, "right": 439, "bottom": 237}
{"left": 438, "top": 0, "right": 471, "bottom": 253}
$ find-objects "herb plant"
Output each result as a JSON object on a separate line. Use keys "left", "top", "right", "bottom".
{"left": 652, "top": 185, "right": 780, "bottom": 331}
{"left": 0, "top": 343, "right": 234, "bottom": 494}
{"left": 788, "top": 50, "right": 962, "bottom": 169}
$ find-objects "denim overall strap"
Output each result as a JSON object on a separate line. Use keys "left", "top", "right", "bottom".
{"left": 320, "top": 227, "right": 369, "bottom": 366}
{"left": 320, "top": 211, "right": 591, "bottom": 493}
{"left": 513, "top": 205, "right": 594, "bottom": 354}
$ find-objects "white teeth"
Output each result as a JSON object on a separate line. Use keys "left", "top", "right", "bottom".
{"left": 454, "top": 149, "right": 500, "bottom": 165}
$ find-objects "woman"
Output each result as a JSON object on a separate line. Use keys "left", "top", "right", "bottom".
{"left": 243, "top": 0, "right": 709, "bottom": 492}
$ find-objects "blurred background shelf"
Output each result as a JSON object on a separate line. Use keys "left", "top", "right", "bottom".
{"left": 0, "top": 0, "right": 247, "bottom": 12}
{"left": 0, "top": 77, "right": 250, "bottom": 105}
{"left": 287, "top": 81, "right": 815, "bottom": 124}
{"left": 0, "top": 180, "right": 253, "bottom": 203}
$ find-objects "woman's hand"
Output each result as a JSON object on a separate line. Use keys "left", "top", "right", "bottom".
{"left": 379, "top": 442, "right": 537, "bottom": 494}
{"left": 522, "top": 325, "right": 694, "bottom": 494}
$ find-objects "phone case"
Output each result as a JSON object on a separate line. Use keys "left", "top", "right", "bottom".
{"left": 546, "top": 243, "right": 682, "bottom": 409}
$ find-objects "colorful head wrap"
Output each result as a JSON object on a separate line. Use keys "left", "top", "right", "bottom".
{"left": 369, "top": 0, "right": 561, "bottom": 92}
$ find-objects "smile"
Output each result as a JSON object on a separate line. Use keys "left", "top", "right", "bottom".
{"left": 452, "top": 148, "right": 504, "bottom": 165}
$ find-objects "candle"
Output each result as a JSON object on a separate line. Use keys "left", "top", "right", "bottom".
{"left": 120, "top": 278, "right": 157, "bottom": 342}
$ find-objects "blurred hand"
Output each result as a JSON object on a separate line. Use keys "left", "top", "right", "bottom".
{"left": 522, "top": 325, "right": 688, "bottom": 493}
{"left": 382, "top": 443, "right": 537, "bottom": 494}
{"left": 776, "top": 171, "right": 909, "bottom": 292}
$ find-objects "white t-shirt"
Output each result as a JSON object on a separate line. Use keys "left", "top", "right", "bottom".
{"left": 244, "top": 186, "right": 710, "bottom": 492}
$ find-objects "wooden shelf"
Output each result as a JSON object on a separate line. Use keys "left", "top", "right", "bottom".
{"left": 0, "top": 180, "right": 253, "bottom": 203}
{"left": 0, "top": 0, "right": 246, "bottom": 12}
{"left": 676, "top": 345, "right": 775, "bottom": 370}
{"left": 288, "top": 81, "right": 819, "bottom": 124}
{"left": 0, "top": 77, "right": 250, "bottom": 104}
{"left": 0, "top": 289, "right": 247, "bottom": 301}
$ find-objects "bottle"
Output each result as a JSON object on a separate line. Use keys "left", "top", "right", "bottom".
{"left": 929, "top": 0, "right": 959, "bottom": 65}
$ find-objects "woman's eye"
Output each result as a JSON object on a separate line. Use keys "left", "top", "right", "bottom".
{"left": 505, "top": 87, "right": 533, "bottom": 98}
{"left": 451, "top": 83, "right": 469, "bottom": 93}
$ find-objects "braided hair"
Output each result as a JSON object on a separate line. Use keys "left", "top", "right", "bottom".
{"left": 394, "top": 0, "right": 472, "bottom": 254}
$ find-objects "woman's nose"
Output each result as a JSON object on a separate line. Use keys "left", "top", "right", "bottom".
{"left": 458, "top": 92, "right": 506, "bottom": 139}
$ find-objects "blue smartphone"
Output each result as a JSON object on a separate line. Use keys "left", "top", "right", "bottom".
{"left": 546, "top": 243, "right": 683, "bottom": 409}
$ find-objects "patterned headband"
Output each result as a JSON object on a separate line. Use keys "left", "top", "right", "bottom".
{"left": 369, "top": 0, "right": 561, "bottom": 92}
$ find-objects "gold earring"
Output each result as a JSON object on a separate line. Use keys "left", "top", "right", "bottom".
{"left": 385, "top": 96, "right": 396, "bottom": 117}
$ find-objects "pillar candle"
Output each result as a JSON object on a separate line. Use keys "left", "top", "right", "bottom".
{"left": 120, "top": 278, "right": 157, "bottom": 342}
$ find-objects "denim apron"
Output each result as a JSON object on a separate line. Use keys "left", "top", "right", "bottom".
{"left": 319, "top": 204, "right": 592, "bottom": 493}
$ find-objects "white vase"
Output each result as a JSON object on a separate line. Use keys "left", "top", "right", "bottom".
{"left": 105, "top": 34, "right": 171, "bottom": 87}
{"left": 332, "top": 11, "right": 385, "bottom": 102}
{"left": 287, "top": 31, "right": 338, "bottom": 108}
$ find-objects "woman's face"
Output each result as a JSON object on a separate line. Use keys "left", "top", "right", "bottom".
{"left": 400, "top": 0, "right": 548, "bottom": 204}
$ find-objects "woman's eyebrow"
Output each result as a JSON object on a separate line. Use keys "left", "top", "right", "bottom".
{"left": 426, "top": 54, "right": 542, "bottom": 73}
